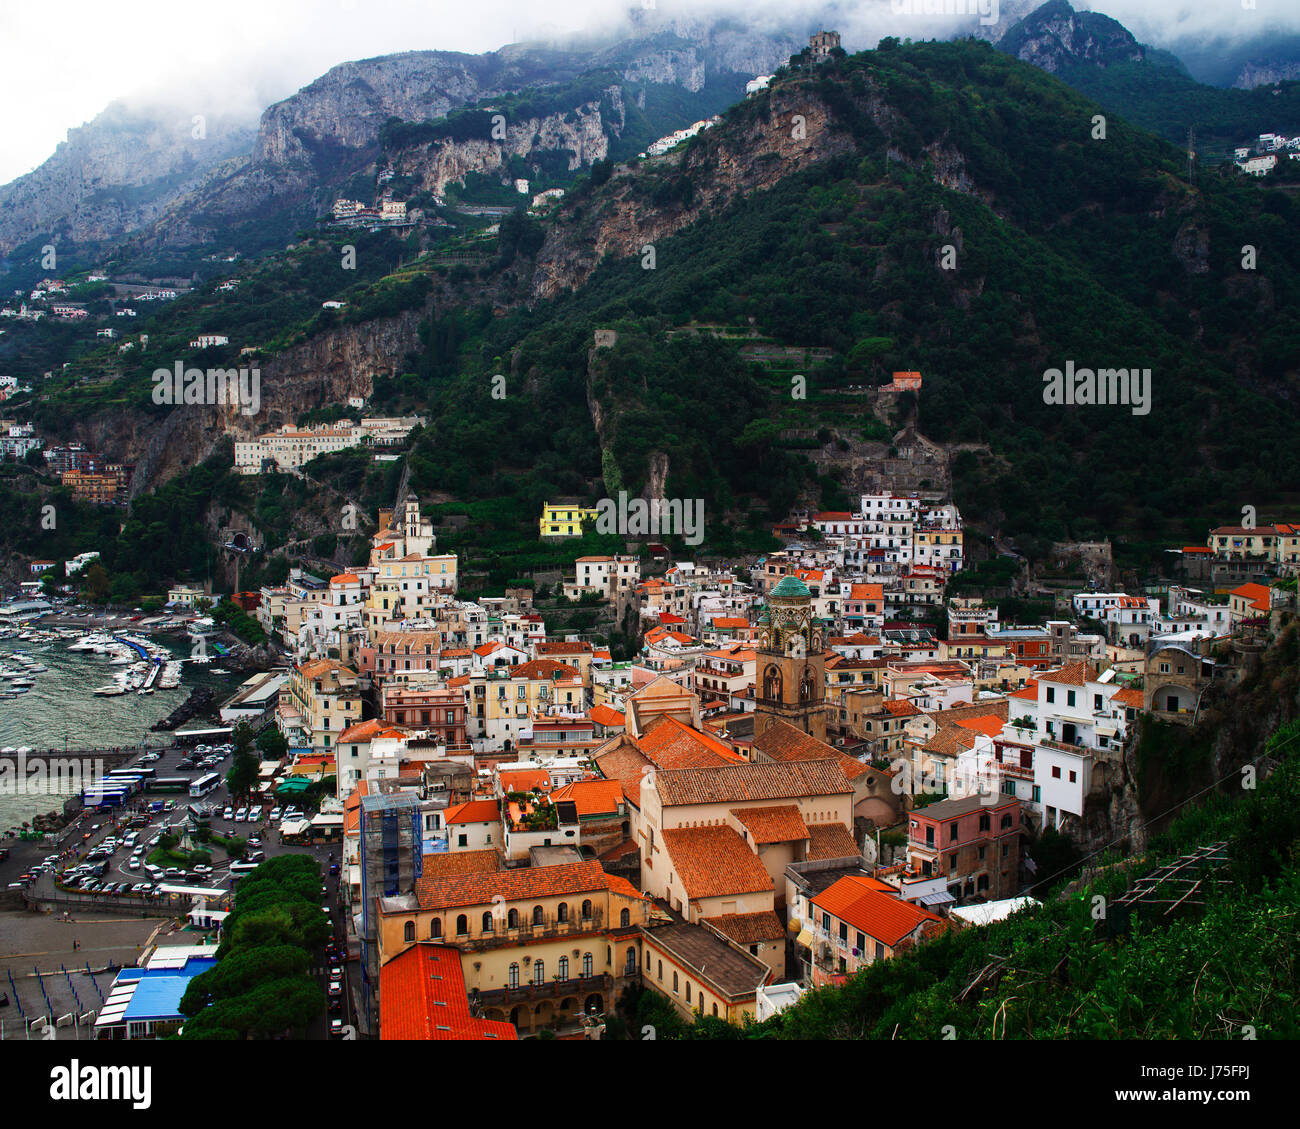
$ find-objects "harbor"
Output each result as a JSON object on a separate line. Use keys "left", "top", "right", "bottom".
{"left": 0, "top": 626, "right": 234, "bottom": 834}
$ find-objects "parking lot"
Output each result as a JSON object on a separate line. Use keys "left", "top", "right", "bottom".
{"left": 6, "top": 736, "right": 355, "bottom": 1036}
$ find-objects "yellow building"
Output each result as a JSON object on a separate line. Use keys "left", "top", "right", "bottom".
{"left": 375, "top": 860, "right": 649, "bottom": 1035}
{"left": 366, "top": 553, "right": 458, "bottom": 628}
{"left": 278, "top": 658, "right": 362, "bottom": 750}
{"left": 466, "top": 659, "right": 584, "bottom": 748}
{"left": 540, "top": 502, "right": 598, "bottom": 539}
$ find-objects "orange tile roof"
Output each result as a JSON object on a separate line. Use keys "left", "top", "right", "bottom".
{"left": 882, "top": 699, "right": 921, "bottom": 717}
{"left": 1231, "top": 582, "right": 1271, "bottom": 611}
{"left": 549, "top": 778, "right": 624, "bottom": 818}
{"left": 589, "top": 704, "right": 626, "bottom": 728}
{"left": 1010, "top": 680, "right": 1039, "bottom": 700}
{"left": 380, "top": 944, "right": 517, "bottom": 1040}
{"left": 849, "top": 583, "right": 884, "bottom": 600}
{"left": 443, "top": 799, "right": 501, "bottom": 825}
{"left": 660, "top": 825, "right": 774, "bottom": 899}
{"left": 512, "top": 659, "right": 581, "bottom": 681}
{"left": 1042, "top": 661, "right": 1097, "bottom": 686}
{"left": 413, "top": 860, "right": 619, "bottom": 910}
{"left": 953, "top": 714, "right": 1004, "bottom": 739}
{"left": 730, "top": 804, "right": 809, "bottom": 844}
{"left": 498, "top": 768, "right": 551, "bottom": 794}
{"left": 806, "top": 822, "right": 860, "bottom": 860}
{"left": 298, "top": 657, "right": 355, "bottom": 679}
{"left": 703, "top": 910, "right": 784, "bottom": 945}
{"left": 636, "top": 715, "right": 745, "bottom": 767}
{"left": 421, "top": 850, "right": 502, "bottom": 877}
{"left": 751, "top": 718, "right": 839, "bottom": 763}
{"left": 657, "top": 758, "right": 852, "bottom": 806}
{"left": 594, "top": 744, "right": 653, "bottom": 807}
{"left": 1114, "top": 687, "right": 1144, "bottom": 708}
{"left": 338, "top": 718, "right": 392, "bottom": 743}
{"left": 812, "top": 875, "right": 943, "bottom": 947}
{"left": 712, "top": 617, "right": 751, "bottom": 629}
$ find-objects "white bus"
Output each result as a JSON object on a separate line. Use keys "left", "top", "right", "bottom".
{"left": 189, "top": 772, "right": 221, "bottom": 798}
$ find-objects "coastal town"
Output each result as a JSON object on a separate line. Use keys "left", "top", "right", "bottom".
{"left": 0, "top": 0, "right": 1297, "bottom": 1082}
{"left": 2, "top": 472, "right": 1293, "bottom": 1041}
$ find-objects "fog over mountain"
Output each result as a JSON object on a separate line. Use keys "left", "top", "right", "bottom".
{"left": 8, "top": 0, "right": 1300, "bottom": 187}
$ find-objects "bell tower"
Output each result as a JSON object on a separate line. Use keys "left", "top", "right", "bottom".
{"left": 754, "top": 575, "right": 827, "bottom": 742}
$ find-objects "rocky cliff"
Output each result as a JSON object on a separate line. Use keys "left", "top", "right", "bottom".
{"left": 393, "top": 94, "right": 621, "bottom": 199}
{"left": 996, "top": 0, "right": 1145, "bottom": 73}
{"left": 0, "top": 102, "right": 254, "bottom": 255}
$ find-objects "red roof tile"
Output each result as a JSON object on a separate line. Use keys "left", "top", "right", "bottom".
{"left": 660, "top": 826, "right": 773, "bottom": 899}
{"left": 812, "top": 875, "right": 943, "bottom": 947}
{"left": 380, "top": 944, "right": 517, "bottom": 1040}
{"left": 730, "top": 804, "right": 809, "bottom": 843}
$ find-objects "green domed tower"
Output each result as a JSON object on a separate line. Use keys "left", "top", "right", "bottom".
{"left": 755, "top": 574, "right": 828, "bottom": 741}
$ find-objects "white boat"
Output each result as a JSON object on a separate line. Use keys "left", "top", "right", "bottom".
{"left": 93, "top": 685, "right": 125, "bottom": 696}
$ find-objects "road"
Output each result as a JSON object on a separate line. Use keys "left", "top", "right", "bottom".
{"left": 9, "top": 739, "right": 354, "bottom": 1038}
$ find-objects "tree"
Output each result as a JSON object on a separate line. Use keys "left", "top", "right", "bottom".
{"left": 256, "top": 727, "right": 288, "bottom": 760}
{"left": 81, "top": 562, "right": 110, "bottom": 604}
{"left": 226, "top": 722, "right": 260, "bottom": 801}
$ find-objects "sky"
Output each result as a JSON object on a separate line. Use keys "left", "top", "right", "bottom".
{"left": 1, "top": 0, "right": 1297, "bottom": 185}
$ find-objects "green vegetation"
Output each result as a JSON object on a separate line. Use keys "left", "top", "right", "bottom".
{"left": 212, "top": 597, "right": 265, "bottom": 645}
{"left": 177, "top": 854, "right": 328, "bottom": 1039}
{"left": 681, "top": 717, "right": 1300, "bottom": 1040}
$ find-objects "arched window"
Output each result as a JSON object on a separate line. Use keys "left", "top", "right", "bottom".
{"left": 558, "top": 956, "right": 569, "bottom": 981}
{"left": 403, "top": 920, "right": 415, "bottom": 943}
{"left": 456, "top": 914, "right": 468, "bottom": 936}
{"left": 532, "top": 905, "right": 544, "bottom": 926}
{"left": 533, "top": 959, "right": 545, "bottom": 985}
{"left": 686, "top": 982, "right": 692, "bottom": 1003}
{"left": 430, "top": 918, "right": 441, "bottom": 939}
{"left": 799, "top": 665, "right": 816, "bottom": 703}
{"left": 672, "top": 971, "right": 679, "bottom": 992}
{"left": 582, "top": 952, "right": 593, "bottom": 978}
{"left": 557, "top": 902, "right": 569, "bottom": 923}
{"left": 508, "top": 963, "right": 519, "bottom": 988}
{"left": 620, "top": 908, "right": 630, "bottom": 927}
{"left": 625, "top": 947, "right": 636, "bottom": 975}
{"left": 507, "top": 907, "right": 519, "bottom": 928}
{"left": 657, "top": 960, "right": 663, "bottom": 981}
{"left": 482, "top": 911, "right": 494, "bottom": 933}
{"left": 712, "top": 1003, "right": 718, "bottom": 1017}
{"left": 581, "top": 899, "right": 593, "bottom": 920}
{"left": 763, "top": 664, "right": 783, "bottom": 701}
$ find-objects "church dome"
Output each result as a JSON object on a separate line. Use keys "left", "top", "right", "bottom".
{"left": 770, "top": 575, "right": 811, "bottom": 599}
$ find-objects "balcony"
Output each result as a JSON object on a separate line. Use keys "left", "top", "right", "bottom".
{"left": 475, "top": 974, "right": 614, "bottom": 1009}
{"left": 457, "top": 911, "right": 605, "bottom": 952}
{"left": 1038, "top": 737, "right": 1093, "bottom": 757}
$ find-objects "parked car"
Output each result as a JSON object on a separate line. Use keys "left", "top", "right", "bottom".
{"left": 235, "top": 808, "right": 248, "bottom": 822}
{"left": 246, "top": 836, "right": 261, "bottom": 848}
{"left": 329, "top": 1018, "right": 345, "bottom": 1037}
{"left": 193, "top": 864, "right": 212, "bottom": 875}
{"left": 328, "top": 980, "right": 342, "bottom": 997}
{"left": 269, "top": 807, "right": 282, "bottom": 821}
{"left": 124, "top": 856, "right": 140, "bottom": 871}
{"left": 222, "top": 807, "right": 234, "bottom": 820}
